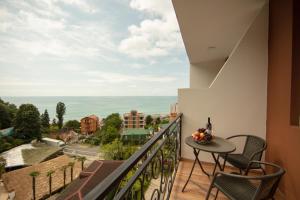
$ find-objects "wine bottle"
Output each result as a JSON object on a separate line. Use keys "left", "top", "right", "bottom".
{"left": 206, "top": 117, "right": 212, "bottom": 134}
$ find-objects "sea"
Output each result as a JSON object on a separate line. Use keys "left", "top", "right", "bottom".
{"left": 1, "top": 96, "right": 177, "bottom": 121}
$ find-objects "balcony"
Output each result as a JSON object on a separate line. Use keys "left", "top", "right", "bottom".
{"left": 77, "top": 114, "right": 285, "bottom": 200}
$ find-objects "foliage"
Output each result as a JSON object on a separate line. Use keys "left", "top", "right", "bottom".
{"left": 0, "top": 136, "right": 26, "bottom": 153}
{"left": 98, "top": 113, "right": 122, "bottom": 145}
{"left": 49, "top": 124, "right": 59, "bottom": 133}
{"left": 29, "top": 171, "right": 40, "bottom": 177}
{"left": 14, "top": 104, "right": 41, "bottom": 140}
{"left": 52, "top": 118, "right": 57, "bottom": 126}
{"left": 85, "top": 136, "right": 101, "bottom": 145}
{"left": 161, "top": 118, "right": 170, "bottom": 124}
{"left": 0, "top": 156, "right": 6, "bottom": 178}
{"left": 145, "top": 115, "right": 153, "bottom": 126}
{"left": 41, "top": 109, "right": 50, "bottom": 129}
{"left": 101, "top": 139, "right": 138, "bottom": 160}
{"left": 155, "top": 117, "right": 161, "bottom": 125}
{"left": 64, "top": 120, "right": 80, "bottom": 132}
{"left": 0, "top": 104, "right": 12, "bottom": 129}
{"left": 0, "top": 98, "right": 18, "bottom": 129}
{"left": 56, "top": 102, "right": 66, "bottom": 129}
{"left": 100, "top": 125, "right": 120, "bottom": 145}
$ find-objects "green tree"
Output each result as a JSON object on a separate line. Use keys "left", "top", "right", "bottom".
{"left": 0, "top": 156, "right": 6, "bottom": 178}
{"left": 64, "top": 120, "right": 80, "bottom": 132}
{"left": 155, "top": 117, "right": 161, "bottom": 125}
{"left": 56, "top": 102, "right": 66, "bottom": 129}
{"left": 68, "top": 162, "right": 75, "bottom": 181}
{"left": 60, "top": 165, "right": 68, "bottom": 188}
{"left": 46, "top": 170, "right": 55, "bottom": 196}
{"left": 0, "top": 104, "right": 11, "bottom": 129}
{"left": 52, "top": 118, "right": 57, "bottom": 126}
{"left": 14, "top": 104, "right": 41, "bottom": 140}
{"left": 145, "top": 115, "right": 153, "bottom": 126}
{"left": 76, "top": 156, "right": 86, "bottom": 171}
{"left": 99, "top": 113, "right": 122, "bottom": 145}
{"left": 29, "top": 171, "right": 40, "bottom": 200}
{"left": 101, "top": 125, "right": 119, "bottom": 144}
{"left": 41, "top": 109, "right": 50, "bottom": 128}
{"left": 101, "top": 139, "right": 138, "bottom": 160}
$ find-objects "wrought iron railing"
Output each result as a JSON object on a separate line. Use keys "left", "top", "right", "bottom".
{"left": 85, "top": 113, "right": 182, "bottom": 200}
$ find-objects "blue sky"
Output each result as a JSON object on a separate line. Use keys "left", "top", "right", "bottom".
{"left": 0, "top": 0, "right": 189, "bottom": 96}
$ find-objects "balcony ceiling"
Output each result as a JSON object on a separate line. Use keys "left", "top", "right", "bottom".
{"left": 172, "top": 0, "right": 267, "bottom": 64}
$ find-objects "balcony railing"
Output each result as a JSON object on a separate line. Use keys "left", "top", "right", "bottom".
{"left": 85, "top": 113, "right": 183, "bottom": 200}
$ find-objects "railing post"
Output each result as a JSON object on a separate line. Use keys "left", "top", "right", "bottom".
{"left": 179, "top": 114, "right": 182, "bottom": 159}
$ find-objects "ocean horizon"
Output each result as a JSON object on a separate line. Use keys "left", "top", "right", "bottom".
{"left": 1, "top": 96, "right": 177, "bottom": 121}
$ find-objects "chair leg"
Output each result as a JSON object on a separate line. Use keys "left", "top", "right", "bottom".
{"left": 205, "top": 184, "right": 214, "bottom": 200}
{"left": 261, "top": 167, "right": 266, "bottom": 175}
{"left": 214, "top": 189, "right": 219, "bottom": 200}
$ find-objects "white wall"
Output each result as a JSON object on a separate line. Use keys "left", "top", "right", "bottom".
{"left": 190, "top": 59, "right": 224, "bottom": 88}
{"left": 178, "top": 4, "right": 268, "bottom": 161}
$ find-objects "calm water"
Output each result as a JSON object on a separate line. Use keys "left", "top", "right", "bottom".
{"left": 2, "top": 96, "right": 177, "bottom": 121}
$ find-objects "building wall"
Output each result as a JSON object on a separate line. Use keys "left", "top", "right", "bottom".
{"left": 124, "top": 112, "right": 145, "bottom": 129}
{"left": 266, "top": 0, "right": 300, "bottom": 199}
{"left": 80, "top": 118, "right": 97, "bottom": 134}
{"left": 178, "top": 4, "right": 268, "bottom": 161}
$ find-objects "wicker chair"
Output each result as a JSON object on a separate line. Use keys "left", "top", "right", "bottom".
{"left": 206, "top": 161, "right": 285, "bottom": 200}
{"left": 219, "top": 135, "right": 267, "bottom": 174}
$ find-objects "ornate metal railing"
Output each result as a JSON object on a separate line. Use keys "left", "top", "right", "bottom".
{"left": 85, "top": 113, "right": 182, "bottom": 200}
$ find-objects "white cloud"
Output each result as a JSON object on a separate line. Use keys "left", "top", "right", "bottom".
{"left": 0, "top": 3, "right": 115, "bottom": 60}
{"left": 118, "top": 0, "right": 184, "bottom": 59}
{"left": 86, "top": 71, "right": 177, "bottom": 83}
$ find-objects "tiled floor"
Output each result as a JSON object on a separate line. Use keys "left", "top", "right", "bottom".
{"left": 170, "top": 159, "right": 285, "bottom": 200}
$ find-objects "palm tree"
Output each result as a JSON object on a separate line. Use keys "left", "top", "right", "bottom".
{"left": 29, "top": 171, "right": 40, "bottom": 200}
{"left": 46, "top": 170, "right": 55, "bottom": 196}
{"left": 0, "top": 156, "right": 6, "bottom": 179}
{"left": 77, "top": 156, "right": 86, "bottom": 171}
{"left": 68, "top": 162, "right": 75, "bottom": 181}
{"left": 60, "top": 165, "right": 68, "bottom": 188}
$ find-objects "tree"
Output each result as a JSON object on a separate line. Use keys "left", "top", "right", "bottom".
{"left": 52, "top": 118, "right": 57, "bottom": 126}
{"left": 64, "top": 120, "right": 80, "bottom": 132}
{"left": 56, "top": 102, "right": 66, "bottom": 129}
{"left": 145, "top": 115, "right": 153, "bottom": 126}
{"left": 77, "top": 156, "right": 86, "bottom": 171}
{"left": 46, "top": 170, "right": 55, "bottom": 196}
{"left": 29, "top": 171, "right": 40, "bottom": 200}
{"left": 60, "top": 165, "right": 68, "bottom": 188}
{"left": 0, "top": 104, "right": 11, "bottom": 129}
{"left": 41, "top": 109, "right": 50, "bottom": 128}
{"left": 155, "top": 117, "right": 161, "bottom": 125}
{"left": 100, "top": 125, "right": 119, "bottom": 144}
{"left": 14, "top": 104, "right": 41, "bottom": 140}
{"left": 99, "top": 113, "right": 122, "bottom": 144}
{"left": 68, "top": 162, "right": 75, "bottom": 181}
{"left": 101, "top": 139, "right": 138, "bottom": 160}
{"left": 0, "top": 156, "right": 6, "bottom": 178}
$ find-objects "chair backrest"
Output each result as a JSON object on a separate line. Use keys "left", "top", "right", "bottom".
{"left": 243, "top": 135, "right": 266, "bottom": 160}
{"left": 252, "top": 162, "right": 285, "bottom": 200}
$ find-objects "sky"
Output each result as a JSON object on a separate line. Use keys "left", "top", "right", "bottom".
{"left": 0, "top": 0, "right": 189, "bottom": 96}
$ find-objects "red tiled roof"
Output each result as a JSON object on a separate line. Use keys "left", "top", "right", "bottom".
{"left": 57, "top": 160, "right": 123, "bottom": 200}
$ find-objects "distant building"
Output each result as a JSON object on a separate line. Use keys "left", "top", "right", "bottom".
{"left": 80, "top": 115, "right": 100, "bottom": 134}
{"left": 123, "top": 110, "right": 145, "bottom": 129}
{"left": 169, "top": 103, "right": 179, "bottom": 121}
{"left": 0, "top": 127, "right": 14, "bottom": 138}
{"left": 42, "top": 137, "right": 65, "bottom": 147}
{"left": 121, "top": 128, "right": 150, "bottom": 144}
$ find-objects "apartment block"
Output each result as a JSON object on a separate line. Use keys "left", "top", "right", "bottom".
{"left": 123, "top": 110, "right": 145, "bottom": 129}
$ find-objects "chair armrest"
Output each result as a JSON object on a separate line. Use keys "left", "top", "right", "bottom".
{"left": 249, "top": 146, "right": 267, "bottom": 161}
{"left": 214, "top": 171, "right": 264, "bottom": 180}
{"left": 226, "top": 134, "right": 252, "bottom": 140}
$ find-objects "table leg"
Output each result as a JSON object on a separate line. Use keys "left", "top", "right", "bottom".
{"left": 182, "top": 151, "right": 198, "bottom": 192}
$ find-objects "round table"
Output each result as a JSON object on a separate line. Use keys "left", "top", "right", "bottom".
{"left": 182, "top": 136, "right": 236, "bottom": 192}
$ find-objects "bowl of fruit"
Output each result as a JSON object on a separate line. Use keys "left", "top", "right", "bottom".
{"left": 192, "top": 128, "right": 213, "bottom": 144}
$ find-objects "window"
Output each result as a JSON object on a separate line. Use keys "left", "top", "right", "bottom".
{"left": 291, "top": 0, "right": 300, "bottom": 126}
